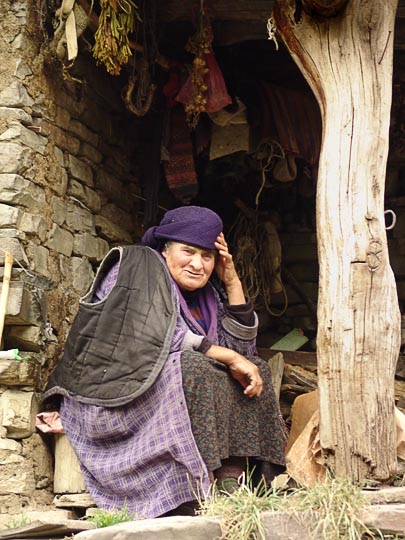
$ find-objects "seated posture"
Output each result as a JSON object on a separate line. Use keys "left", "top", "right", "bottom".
{"left": 43, "top": 206, "right": 286, "bottom": 518}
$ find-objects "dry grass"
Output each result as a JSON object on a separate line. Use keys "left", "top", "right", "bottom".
{"left": 199, "top": 472, "right": 383, "bottom": 540}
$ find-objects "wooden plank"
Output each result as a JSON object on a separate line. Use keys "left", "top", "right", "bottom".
{"left": 0, "top": 520, "right": 94, "bottom": 539}
{"left": 258, "top": 348, "right": 317, "bottom": 367}
{"left": 53, "top": 493, "right": 96, "bottom": 509}
{"left": 259, "top": 349, "right": 405, "bottom": 379}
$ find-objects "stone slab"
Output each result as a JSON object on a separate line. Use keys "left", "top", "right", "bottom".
{"left": 73, "top": 515, "right": 223, "bottom": 540}
{"left": 361, "top": 503, "right": 405, "bottom": 534}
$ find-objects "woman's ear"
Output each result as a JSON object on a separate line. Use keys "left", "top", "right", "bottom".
{"left": 161, "top": 244, "right": 168, "bottom": 259}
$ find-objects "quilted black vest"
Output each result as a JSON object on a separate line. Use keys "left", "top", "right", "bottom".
{"left": 43, "top": 245, "right": 177, "bottom": 407}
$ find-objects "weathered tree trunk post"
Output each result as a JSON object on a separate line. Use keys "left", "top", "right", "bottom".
{"left": 273, "top": 0, "right": 401, "bottom": 482}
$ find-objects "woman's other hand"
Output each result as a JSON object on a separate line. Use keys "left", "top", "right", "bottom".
{"left": 227, "top": 354, "right": 264, "bottom": 397}
{"left": 205, "top": 345, "right": 263, "bottom": 398}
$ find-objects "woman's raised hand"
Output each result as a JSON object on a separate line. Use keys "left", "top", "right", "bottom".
{"left": 214, "top": 234, "right": 245, "bottom": 305}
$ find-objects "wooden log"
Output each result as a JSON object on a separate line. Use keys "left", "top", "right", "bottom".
{"left": 54, "top": 434, "right": 86, "bottom": 494}
{"left": 267, "top": 352, "right": 284, "bottom": 400}
{"left": 274, "top": 0, "right": 400, "bottom": 482}
{"left": 53, "top": 493, "right": 96, "bottom": 509}
{"left": 283, "top": 364, "right": 318, "bottom": 390}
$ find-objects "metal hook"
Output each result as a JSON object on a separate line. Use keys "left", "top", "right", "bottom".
{"left": 384, "top": 209, "right": 396, "bottom": 230}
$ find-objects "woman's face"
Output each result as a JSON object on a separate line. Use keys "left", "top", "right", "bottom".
{"left": 162, "top": 242, "right": 216, "bottom": 291}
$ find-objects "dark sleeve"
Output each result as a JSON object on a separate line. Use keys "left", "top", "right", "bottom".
{"left": 224, "top": 297, "right": 255, "bottom": 327}
{"left": 197, "top": 337, "right": 213, "bottom": 354}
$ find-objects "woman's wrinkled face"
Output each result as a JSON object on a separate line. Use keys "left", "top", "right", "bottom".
{"left": 162, "top": 242, "right": 216, "bottom": 291}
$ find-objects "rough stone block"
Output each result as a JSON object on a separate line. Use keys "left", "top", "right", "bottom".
{"left": 22, "top": 433, "right": 53, "bottom": 489}
{"left": 4, "top": 325, "right": 43, "bottom": 352}
{"left": 67, "top": 179, "right": 101, "bottom": 213}
{"left": 55, "top": 106, "right": 71, "bottom": 130}
{"left": 79, "top": 141, "right": 102, "bottom": 164}
{"left": 0, "top": 390, "right": 39, "bottom": 439}
{"left": 55, "top": 91, "right": 87, "bottom": 118}
{"left": 47, "top": 160, "right": 68, "bottom": 197}
{"left": 96, "top": 169, "right": 133, "bottom": 211}
{"left": 0, "top": 459, "right": 36, "bottom": 495}
{"left": 73, "top": 515, "right": 223, "bottom": 540}
{"left": 73, "top": 233, "right": 109, "bottom": 262}
{"left": 0, "top": 237, "right": 27, "bottom": 266}
{"left": 0, "top": 438, "right": 22, "bottom": 460}
{"left": 19, "top": 213, "right": 47, "bottom": 242}
{"left": 95, "top": 215, "right": 132, "bottom": 243}
{"left": 0, "top": 123, "right": 47, "bottom": 155}
{"left": 0, "top": 81, "right": 33, "bottom": 108}
{"left": 0, "top": 359, "right": 39, "bottom": 387}
{"left": 0, "top": 107, "right": 32, "bottom": 125}
{"left": 67, "top": 154, "right": 94, "bottom": 187}
{"left": 45, "top": 224, "right": 74, "bottom": 256}
{"left": 14, "top": 59, "right": 32, "bottom": 80}
{"left": 69, "top": 119, "right": 98, "bottom": 147}
{"left": 39, "top": 121, "right": 80, "bottom": 155}
{"left": 0, "top": 142, "right": 34, "bottom": 174}
{"left": 361, "top": 503, "right": 405, "bottom": 534}
{"left": 66, "top": 203, "right": 95, "bottom": 234}
{"left": 0, "top": 204, "right": 21, "bottom": 228}
{"left": 2, "top": 281, "right": 46, "bottom": 326}
{"left": 71, "top": 257, "right": 94, "bottom": 295}
{"left": 26, "top": 244, "right": 49, "bottom": 276}
{"left": 0, "top": 174, "right": 46, "bottom": 207}
{"left": 99, "top": 203, "right": 136, "bottom": 234}
{"left": 51, "top": 196, "right": 67, "bottom": 226}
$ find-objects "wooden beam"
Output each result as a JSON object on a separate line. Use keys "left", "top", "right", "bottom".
{"left": 301, "top": 0, "right": 349, "bottom": 17}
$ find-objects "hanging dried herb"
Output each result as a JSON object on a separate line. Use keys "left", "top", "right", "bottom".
{"left": 183, "top": 8, "right": 212, "bottom": 127}
{"left": 93, "top": 0, "right": 141, "bottom": 76}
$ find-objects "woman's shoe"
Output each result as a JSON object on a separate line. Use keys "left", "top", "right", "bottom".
{"left": 215, "top": 477, "right": 240, "bottom": 495}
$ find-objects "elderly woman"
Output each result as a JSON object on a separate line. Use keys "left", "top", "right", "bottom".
{"left": 43, "top": 206, "right": 286, "bottom": 518}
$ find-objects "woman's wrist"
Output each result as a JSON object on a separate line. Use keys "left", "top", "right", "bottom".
{"left": 225, "top": 278, "right": 246, "bottom": 305}
{"left": 205, "top": 344, "right": 239, "bottom": 366}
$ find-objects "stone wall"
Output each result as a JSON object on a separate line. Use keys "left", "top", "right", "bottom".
{"left": 0, "top": 0, "right": 143, "bottom": 521}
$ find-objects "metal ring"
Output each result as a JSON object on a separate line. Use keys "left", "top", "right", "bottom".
{"left": 384, "top": 209, "right": 397, "bottom": 230}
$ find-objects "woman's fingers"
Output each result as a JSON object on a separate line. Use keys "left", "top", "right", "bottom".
{"left": 244, "top": 376, "right": 264, "bottom": 397}
{"left": 229, "top": 357, "right": 264, "bottom": 398}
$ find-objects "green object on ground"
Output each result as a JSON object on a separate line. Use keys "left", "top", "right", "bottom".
{"left": 270, "top": 328, "right": 309, "bottom": 351}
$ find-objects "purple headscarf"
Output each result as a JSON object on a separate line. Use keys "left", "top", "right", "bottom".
{"left": 141, "top": 206, "right": 223, "bottom": 250}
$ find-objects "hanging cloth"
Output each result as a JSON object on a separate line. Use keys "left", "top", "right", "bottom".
{"left": 163, "top": 106, "right": 198, "bottom": 203}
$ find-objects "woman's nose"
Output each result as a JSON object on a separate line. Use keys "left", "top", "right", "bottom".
{"left": 190, "top": 253, "right": 203, "bottom": 269}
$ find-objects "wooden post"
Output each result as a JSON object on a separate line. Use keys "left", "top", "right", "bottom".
{"left": 0, "top": 251, "right": 13, "bottom": 348}
{"left": 273, "top": 0, "right": 400, "bottom": 482}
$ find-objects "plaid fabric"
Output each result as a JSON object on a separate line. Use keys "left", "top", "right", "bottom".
{"left": 59, "top": 259, "right": 265, "bottom": 518}
{"left": 60, "top": 349, "right": 210, "bottom": 519}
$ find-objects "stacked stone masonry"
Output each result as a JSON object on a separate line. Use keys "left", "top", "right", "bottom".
{"left": 0, "top": 0, "right": 143, "bottom": 523}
